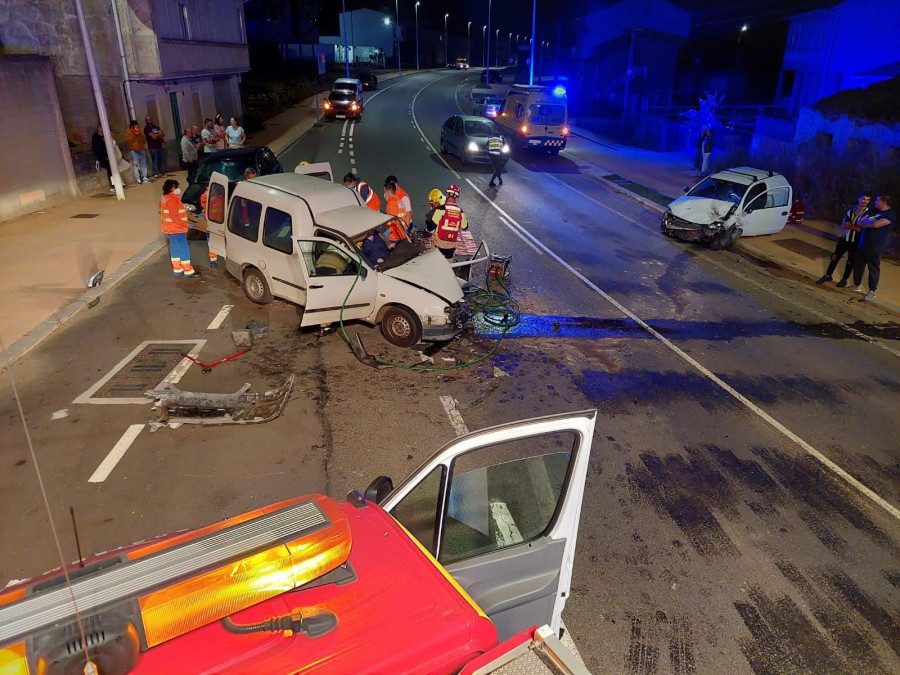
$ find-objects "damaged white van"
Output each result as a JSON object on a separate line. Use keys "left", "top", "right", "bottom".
{"left": 661, "top": 167, "right": 793, "bottom": 250}
{"left": 204, "top": 171, "right": 469, "bottom": 347}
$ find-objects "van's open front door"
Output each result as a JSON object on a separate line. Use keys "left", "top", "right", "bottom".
{"left": 381, "top": 410, "right": 597, "bottom": 641}
{"left": 297, "top": 236, "right": 377, "bottom": 327}
{"left": 205, "top": 171, "right": 229, "bottom": 258}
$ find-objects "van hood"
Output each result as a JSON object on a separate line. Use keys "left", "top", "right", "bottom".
{"left": 668, "top": 196, "right": 736, "bottom": 225}
{"left": 383, "top": 250, "right": 464, "bottom": 304}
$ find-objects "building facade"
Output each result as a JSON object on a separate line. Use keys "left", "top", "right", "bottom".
{"left": 0, "top": 0, "right": 249, "bottom": 221}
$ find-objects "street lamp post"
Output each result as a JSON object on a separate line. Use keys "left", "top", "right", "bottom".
{"left": 528, "top": 0, "right": 536, "bottom": 85}
{"left": 495, "top": 29, "right": 499, "bottom": 67}
{"left": 467, "top": 21, "right": 472, "bottom": 64}
{"left": 394, "top": 0, "right": 401, "bottom": 75}
{"left": 508, "top": 32, "right": 513, "bottom": 66}
{"left": 482, "top": 25, "right": 486, "bottom": 68}
{"left": 515, "top": 34, "right": 519, "bottom": 66}
{"left": 444, "top": 13, "right": 449, "bottom": 66}
{"left": 341, "top": 0, "right": 350, "bottom": 78}
{"left": 485, "top": 0, "right": 492, "bottom": 77}
{"left": 415, "top": 2, "right": 420, "bottom": 71}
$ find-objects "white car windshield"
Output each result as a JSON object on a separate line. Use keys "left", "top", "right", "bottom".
{"left": 687, "top": 178, "right": 747, "bottom": 204}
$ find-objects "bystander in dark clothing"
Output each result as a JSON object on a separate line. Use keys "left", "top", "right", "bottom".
{"left": 144, "top": 115, "right": 166, "bottom": 177}
{"left": 181, "top": 128, "right": 199, "bottom": 184}
{"left": 695, "top": 127, "right": 708, "bottom": 172}
{"left": 701, "top": 130, "right": 713, "bottom": 174}
{"left": 91, "top": 125, "right": 113, "bottom": 192}
{"left": 849, "top": 195, "right": 896, "bottom": 301}
{"left": 817, "top": 192, "right": 870, "bottom": 287}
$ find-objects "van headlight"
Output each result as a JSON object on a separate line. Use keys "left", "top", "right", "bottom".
{"left": 467, "top": 142, "right": 479, "bottom": 152}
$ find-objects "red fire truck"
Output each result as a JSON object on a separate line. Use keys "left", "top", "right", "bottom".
{"left": 0, "top": 411, "right": 596, "bottom": 674}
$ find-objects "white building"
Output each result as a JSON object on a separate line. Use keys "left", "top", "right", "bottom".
{"left": 321, "top": 9, "right": 399, "bottom": 65}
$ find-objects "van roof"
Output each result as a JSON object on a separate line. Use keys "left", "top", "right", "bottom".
{"left": 248, "top": 173, "right": 361, "bottom": 211}
{"left": 711, "top": 166, "right": 787, "bottom": 186}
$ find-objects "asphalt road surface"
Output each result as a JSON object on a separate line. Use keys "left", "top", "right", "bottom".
{"left": 3, "top": 70, "right": 900, "bottom": 674}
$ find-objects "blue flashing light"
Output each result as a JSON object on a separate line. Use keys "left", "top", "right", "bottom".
{"left": 552, "top": 85, "right": 566, "bottom": 98}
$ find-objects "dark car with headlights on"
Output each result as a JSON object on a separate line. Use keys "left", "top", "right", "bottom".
{"left": 324, "top": 89, "right": 363, "bottom": 120}
{"left": 357, "top": 72, "right": 378, "bottom": 90}
{"left": 181, "top": 146, "right": 282, "bottom": 217}
{"left": 439, "top": 115, "right": 508, "bottom": 165}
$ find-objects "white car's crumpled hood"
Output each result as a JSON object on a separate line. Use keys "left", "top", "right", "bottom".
{"left": 668, "top": 197, "right": 736, "bottom": 226}
{"left": 383, "top": 250, "right": 464, "bottom": 303}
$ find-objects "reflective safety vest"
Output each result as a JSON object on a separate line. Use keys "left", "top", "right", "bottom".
{"left": 358, "top": 180, "right": 381, "bottom": 211}
{"left": 385, "top": 194, "right": 408, "bottom": 239}
{"left": 160, "top": 193, "right": 189, "bottom": 234}
{"left": 487, "top": 135, "right": 503, "bottom": 155}
{"left": 435, "top": 204, "right": 466, "bottom": 246}
{"left": 395, "top": 185, "right": 413, "bottom": 225}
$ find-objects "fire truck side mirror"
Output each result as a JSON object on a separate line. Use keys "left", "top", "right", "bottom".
{"left": 364, "top": 475, "right": 394, "bottom": 504}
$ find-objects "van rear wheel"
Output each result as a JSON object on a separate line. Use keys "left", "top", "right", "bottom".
{"left": 242, "top": 268, "right": 273, "bottom": 304}
{"left": 381, "top": 306, "right": 422, "bottom": 348}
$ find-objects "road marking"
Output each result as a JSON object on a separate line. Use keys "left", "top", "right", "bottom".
{"left": 544, "top": 172, "right": 900, "bottom": 361}
{"left": 89, "top": 424, "right": 145, "bottom": 483}
{"left": 350, "top": 158, "right": 356, "bottom": 166}
{"left": 340, "top": 120, "right": 348, "bottom": 137}
{"left": 349, "top": 121, "right": 355, "bottom": 138}
{"left": 51, "top": 409, "right": 68, "bottom": 420}
{"left": 74, "top": 340, "right": 206, "bottom": 405}
{"left": 498, "top": 215, "right": 543, "bottom": 254}
{"left": 349, "top": 150, "right": 354, "bottom": 157}
{"left": 439, "top": 395, "right": 469, "bottom": 436}
{"left": 206, "top": 304, "right": 234, "bottom": 330}
{"left": 409, "top": 74, "right": 460, "bottom": 179}
{"left": 339, "top": 142, "right": 345, "bottom": 148}
{"left": 491, "top": 501, "right": 524, "bottom": 546}
{"left": 338, "top": 148, "right": 343, "bottom": 154}
{"left": 464, "top": 178, "right": 900, "bottom": 523}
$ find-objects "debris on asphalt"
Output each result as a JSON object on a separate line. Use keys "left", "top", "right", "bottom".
{"left": 232, "top": 329, "right": 254, "bottom": 348}
{"left": 181, "top": 350, "right": 248, "bottom": 374}
{"left": 144, "top": 374, "right": 295, "bottom": 431}
{"left": 246, "top": 320, "right": 269, "bottom": 340}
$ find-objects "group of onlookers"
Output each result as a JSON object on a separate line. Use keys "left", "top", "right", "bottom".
{"left": 91, "top": 114, "right": 246, "bottom": 191}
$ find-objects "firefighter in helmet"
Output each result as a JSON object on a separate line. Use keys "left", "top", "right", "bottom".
{"left": 424, "top": 184, "right": 467, "bottom": 260}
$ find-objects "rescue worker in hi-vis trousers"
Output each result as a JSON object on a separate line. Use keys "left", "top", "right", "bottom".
{"left": 424, "top": 184, "right": 468, "bottom": 260}
{"left": 160, "top": 179, "right": 200, "bottom": 278}
{"left": 199, "top": 185, "right": 218, "bottom": 267}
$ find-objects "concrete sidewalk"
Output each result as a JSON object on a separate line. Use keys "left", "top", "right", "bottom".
{"left": 0, "top": 71, "right": 408, "bottom": 368}
{"left": 568, "top": 125, "right": 900, "bottom": 316}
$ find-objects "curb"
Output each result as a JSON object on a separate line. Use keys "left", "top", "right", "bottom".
{"left": 1, "top": 236, "right": 167, "bottom": 371}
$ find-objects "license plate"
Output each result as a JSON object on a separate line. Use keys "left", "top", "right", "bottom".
{"left": 528, "top": 139, "right": 541, "bottom": 145}
{"left": 336, "top": 114, "right": 347, "bottom": 118}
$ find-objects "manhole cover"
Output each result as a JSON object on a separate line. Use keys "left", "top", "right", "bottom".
{"left": 72, "top": 213, "right": 100, "bottom": 219}
{"left": 74, "top": 340, "right": 205, "bottom": 404}
{"left": 775, "top": 238, "right": 831, "bottom": 260}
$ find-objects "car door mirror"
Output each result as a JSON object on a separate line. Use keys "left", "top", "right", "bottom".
{"left": 364, "top": 475, "right": 393, "bottom": 504}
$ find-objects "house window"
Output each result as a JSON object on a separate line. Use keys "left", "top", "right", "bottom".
{"left": 179, "top": 3, "right": 191, "bottom": 40}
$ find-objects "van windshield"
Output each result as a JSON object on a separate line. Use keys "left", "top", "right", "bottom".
{"left": 687, "top": 178, "right": 748, "bottom": 204}
{"left": 528, "top": 104, "right": 565, "bottom": 126}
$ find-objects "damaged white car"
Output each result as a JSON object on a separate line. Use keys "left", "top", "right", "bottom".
{"left": 661, "top": 167, "right": 793, "bottom": 250}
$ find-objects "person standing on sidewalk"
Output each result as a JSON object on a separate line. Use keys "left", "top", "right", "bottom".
{"left": 180, "top": 126, "right": 199, "bottom": 184}
{"left": 144, "top": 115, "right": 167, "bottom": 178}
{"left": 816, "top": 191, "right": 870, "bottom": 286}
{"left": 848, "top": 195, "right": 895, "bottom": 301}
{"left": 201, "top": 118, "right": 217, "bottom": 157}
{"left": 226, "top": 117, "right": 246, "bottom": 148}
{"left": 125, "top": 120, "right": 152, "bottom": 184}
{"left": 487, "top": 132, "right": 505, "bottom": 188}
{"left": 700, "top": 128, "right": 714, "bottom": 175}
{"left": 695, "top": 127, "right": 708, "bottom": 172}
{"left": 160, "top": 179, "right": 200, "bottom": 278}
{"left": 213, "top": 114, "right": 227, "bottom": 151}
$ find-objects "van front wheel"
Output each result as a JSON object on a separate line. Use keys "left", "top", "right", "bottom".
{"left": 381, "top": 306, "right": 422, "bottom": 348}
{"left": 242, "top": 268, "right": 273, "bottom": 304}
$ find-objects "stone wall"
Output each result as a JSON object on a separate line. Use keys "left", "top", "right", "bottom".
{"left": 795, "top": 107, "right": 900, "bottom": 157}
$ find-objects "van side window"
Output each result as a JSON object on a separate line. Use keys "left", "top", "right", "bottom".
{"left": 207, "top": 182, "right": 226, "bottom": 224}
{"left": 514, "top": 102, "right": 523, "bottom": 120}
{"left": 227, "top": 197, "right": 262, "bottom": 242}
{"left": 299, "top": 235, "right": 359, "bottom": 277}
{"left": 263, "top": 207, "right": 292, "bottom": 254}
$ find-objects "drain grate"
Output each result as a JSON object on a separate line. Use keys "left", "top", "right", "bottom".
{"left": 71, "top": 213, "right": 100, "bottom": 219}
{"left": 74, "top": 340, "right": 205, "bottom": 404}
{"left": 775, "top": 238, "right": 831, "bottom": 260}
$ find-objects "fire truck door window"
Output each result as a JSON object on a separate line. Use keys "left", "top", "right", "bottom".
{"left": 438, "top": 432, "right": 576, "bottom": 565}
{"left": 389, "top": 465, "right": 444, "bottom": 555}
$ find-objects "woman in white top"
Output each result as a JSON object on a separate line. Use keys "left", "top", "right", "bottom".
{"left": 226, "top": 117, "right": 245, "bottom": 148}
{"left": 213, "top": 114, "right": 227, "bottom": 151}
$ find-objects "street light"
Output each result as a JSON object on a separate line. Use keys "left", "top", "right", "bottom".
{"left": 444, "top": 13, "right": 449, "bottom": 66}
{"left": 486, "top": 0, "right": 492, "bottom": 78}
{"left": 508, "top": 32, "right": 513, "bottom": 66}
{"left": 415, "top": 2, "right": 420, "bottom": 71}
{"left": 495, "top": 29, "right": 499, "bottom": 67}
{"left": 468, "top": 21, "right": 472, "bottom": 64}
{"left": 341, "top": 0, "right": 350, "bottom": 78}
{"left": 394, "top": 0, "right": 401, "bottom": 75}
{"left": 482, "top": 25, "right": 486, "bottom": 68}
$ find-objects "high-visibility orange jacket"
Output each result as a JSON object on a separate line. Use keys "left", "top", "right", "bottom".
{"left": 395, "top": 185, "right": 413, "bottom": 225}
{"left": 385, "top": 194, "right": 407, "bottom": 238}
{"left": 357, "top": 181, "right": 381, "bottom": 211}
{"left": 160, "top": 193, "right": 189, "bottom": 234}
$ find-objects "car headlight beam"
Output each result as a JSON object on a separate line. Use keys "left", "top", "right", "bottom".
{"left": 467, "top": 142, "right": 479, "bottom": 153}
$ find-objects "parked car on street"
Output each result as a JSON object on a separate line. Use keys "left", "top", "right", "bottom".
{"left": 454, "top": 58, "right": 470, "bottom": 70}
{"left": 440, "top": 115, "right": 508, "bottom": 165}
{"left": 480, "top": 68, "right": 503, "bottom": 84}
{"left": 474, "top": 97, "right": 504, "bottom": 119}
{"left": 357, "top": 72, "right": 378, "bottom": 90}
{"left": 182, "top": 146, "right": 282, "bottom": 214}
{"left": 661, "top": 167, "right": 793, "bottom": 249}
{"left": 324, "top": 89, "right": 364, "bottom": 120}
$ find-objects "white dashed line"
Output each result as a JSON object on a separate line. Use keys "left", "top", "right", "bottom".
{"left": 206, "top": 304, "right": 234, "bottom": 330}
{"left": 88, "top": 424, "right": 145, "bottom": 483}
{"left": 340, "top": 120, "right": 348, "bottom": 137}
{"left": 349, "top": 151, "right": 354, "bottom": 157}
{"left": 464, "top": 176, "right": 900, "bottom": 523}
{"left": 439, "top": 395, "right": 469, "bottom": 436}
{"left": 349, "top": 122, "right": 355, "bottom": 138}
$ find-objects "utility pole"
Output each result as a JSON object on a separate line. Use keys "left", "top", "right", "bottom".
{"left": 486, "top": 0, "right": 492, "bottom": 78}
{"left": 395, "top": 0, "right": 401, "bottom": 75}
{"left": 444, "top": 14, "right": 450, "bottom": 66}
{"left": 74, "top": 0, "right": 124, "bottom": 199}
{"left": 467, "top": 21, "right": 472, "bottom": 64}
{"left": 482, "top": 25, "right": 487, "bottom": 68}
{"left": 528, "top": 0, "right": 536, "bottom": 86}
{"left": 341, "top": 0, "right": 350, "bottom": 77}
{"left": 415, "top": 2, "right": 420, "bottom": 71}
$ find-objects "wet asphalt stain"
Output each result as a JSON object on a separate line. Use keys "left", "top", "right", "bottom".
{"left": 776, "top": 560, "right": 883, "bottom": 669}
{"left": 624, "top": 613, "right": 697, "bottom": 675}
{"left": 817, "top": 568, "right": 900, "bottom": 659}
{"left": 751, "top": 446, "right": 898, "bottom": 556}
{"left": 705, "top": 444, "right": 781, "bottom": 497}
{"left": 735, "top": 586, "right": 850, "bottom": 674}
{"left": 626, "top": 449, "right": 739, "bottom": 557}
{"left": 883, "top": 570, "right": 900, "bottom": 588}
{"left": 797, "top": 509, "right": 850, "bottom": 560}
{"left": 874, "top": 377, "right": 900, "bottom": 394}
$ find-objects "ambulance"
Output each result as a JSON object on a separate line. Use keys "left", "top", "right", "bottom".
{"left": 495, "top": 84, "right": 569, "bottom": 155}
{"left": 0, "top": 410, "right": 597, "bottom": 674}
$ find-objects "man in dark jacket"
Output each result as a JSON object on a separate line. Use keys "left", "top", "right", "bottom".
{"left": 91, "top": 124, "right": 114, "bottom": 192}
{"left": 816, "top": 191, "right": 870, "bottom": 286}
{"left": 849, "top": 195, "right": 896, "bottom": 301}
